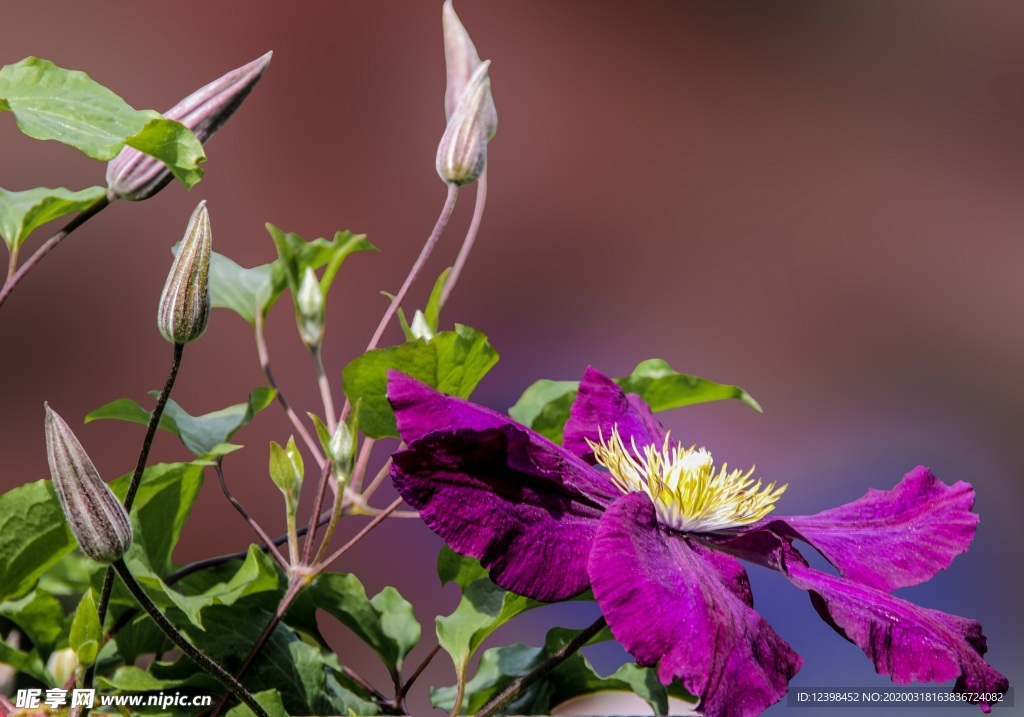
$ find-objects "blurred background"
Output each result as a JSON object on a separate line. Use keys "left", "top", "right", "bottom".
{"left": 2, "top": 1, "right": 1021, "bottom": 715}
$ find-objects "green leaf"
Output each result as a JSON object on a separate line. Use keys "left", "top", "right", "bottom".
{"left": 0, "top": 186, "right": 106, "bottom": 251}
{"left": 435, "top": 575, "right": 542, "bottom": 688}
{"left": 268, "top": 437, "right": 303, "bottom": 495}
{"left": 437, "top": 545, "right": 489, "bottom": 589}
{"left": 619, "top": 358, "right": 762, "bottom": 413}
{"left": 342, "top": 324, "right": 499, "bottom": 438}
{"left": 509, "top": 359, "right": 761, "bottom": 444}
{"left": 424, "top": 267, "right": 452, "bottom": 335}
{"left": 0, "top": 479, "right": 75, "bottom": 603}
{"left": 70, "top": 590, "right": 101, "bottom": 667}
{"left": 128, "top": 545, "right": 280, "bottom": 630}
{"left": 0, "top": 637, "right": 51, "bottom": 685}
{"left": 266, "top": 224, "right": 376, "bottom": 298}
{"left": 0, "top": 58, "right": 204, "bottom": 187}
{"left": 109, "top": 462, "right": 205, "bottom": 576}
{"left": 288, "top": 573, "right": 420, "bottom": 678}
{"left": 124, "top": 117, "right": 205, "bottom": 189}
{"left": 225, "top": 690, "right": 290, "bottom": 717}
{"left": 507, "top": 379, "right": 579, "bottom": 443}
{"left": 206, "top": 250, "right": 279, "bottom": 324}
{"left": 87, "top": 388, "right": 276, "bottom": 456}
{"left": 0, "top": 589, "right": 64, "bottom": 653}
{"left": 433, "top": 623, "right": 695, "bottom": 716}
{"left": 153, "top": 603, "right": 379, "bottom": 716}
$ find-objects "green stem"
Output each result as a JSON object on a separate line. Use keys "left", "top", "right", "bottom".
{"left": 111, "top": 559, "right": 270, "bottom": 717}
{"left": 474, "top": 617, "right": 608, "bottom": 717}
{"left": 0, "top": 194, "right": 112, "bottom": 312}
{"left": 88, "top": 342, "right": 183, "bottom": 698}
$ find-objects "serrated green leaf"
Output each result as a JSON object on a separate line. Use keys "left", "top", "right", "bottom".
{"left": 0, "top": 58, "right": 204, "bottom": 186}
{"left": 435, "top": 575, "right": 542, "bottom": 684}
{"left": 70, "top": 590, "right": 101, "bottom": 667}
{"left": 509, "top": 359, "right": 761, "bottom": 444}
{"left": 87, "top": 388, "right": 275, "bottom": 456}
{"left": 0, "top": 186, "right": 106, "bottom": 251}
{"left": 0, "top": 589, "right": 64, "bottom": 653}
{"left": 0, "top": 479, "right": 75, "bottom": 603}
{"left": 206, "top": 250, "right": 279, "bottom": 324}
{"left": 288, "top": 573, "right": 420, "bottom": 677}
{"left": 342, "top": 324, "right": 499, "bottom": 439}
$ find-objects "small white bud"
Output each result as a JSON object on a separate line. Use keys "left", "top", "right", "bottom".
{"left": 296, "top": 267, "right": 325, "bottom": 347}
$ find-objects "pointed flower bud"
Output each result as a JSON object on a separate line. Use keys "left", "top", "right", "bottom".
{"left": 443, "top": 0, "right": 497, "bottom": 139}
{"left": 296, "top": 267, "right": 325, "bottom": 347}
{"left": 106, "top": 52, "right": 272, "bottom": 201}
{"left": 158, "top": 201, "right": 212, "bottom": 344}
{"left": 436, "top": 61, "right": 492, "bottom": 186}
{"left": 45, "top": 405, "right": 132, "bottom": 564}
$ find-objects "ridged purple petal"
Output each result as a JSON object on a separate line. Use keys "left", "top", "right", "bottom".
{"left": 391, "top": 424, "right": 610, "bottom": 601}
{"left": 773, "top": 466, "right": 978, "bottom": 591}
{"left": 589, "top": 493, "right": 801, "bottom": 717}
{"left": 388, "top": 370, "right": 510, "bottom": 443}
{"left": 786, "top": 562, "right": 1008, "bottom": 712}
{"left": 564, "top": 366, "right": 668, "bottom": 462}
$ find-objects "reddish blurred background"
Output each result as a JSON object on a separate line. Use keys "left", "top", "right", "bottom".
{"left": 2, "top": 2, "right": 1021, "bottom": 715}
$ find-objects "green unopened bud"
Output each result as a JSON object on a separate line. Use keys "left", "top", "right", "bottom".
{"left": 436, "top": 61, "right": 492, "bottom": 186}
{"left": 158, "top": 201, "right": 212, "bottom": 344}
{"left": 45, "top": 404, "right": 133, "bottom": 564}
{"left": 296, "top": 267, "right": 325, "bottom": 347}
{"left": 106, "top": 52, "right": 272, "bottom": 201}
{"left": 328, "top": 421, "right": 355, "bottom": 479}
{"left": 269, "top": 436, "right": 304, "bottom": 502}
{"left": 443, "top": 0, "right": 497, "bottom": 139}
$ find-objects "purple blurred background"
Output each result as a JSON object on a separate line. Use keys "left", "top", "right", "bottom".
{"left": 2, "top": 2, "right": 1021, "bottom": 715}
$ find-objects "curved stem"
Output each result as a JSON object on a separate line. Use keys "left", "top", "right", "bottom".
{"left": 111, "top": 559, "right": 270, "bottom": 717}
{"left": 315, "top": 496, "right": 403, "bottom": 573}
{"left": 360, "top": 456, "right": 393, "bottom": 503}
{"left": 301, "top": 461, "right": 334, "bottom": 564}
{"left": 395, "top": 644, "right": 441, "bottom": 709}
{"left": 311, "top": 344, "right": 336, "bottom": 432}
{"left": 340, "top": 184, "right": 459, "bottom": 425}
{"left": 440, "top": 168, "right": 487, "bottom": 307}
{"left": 0, "top": 194, "right": 111, "bottom": 311}
{"left": 475, "top": 617, "right": 608, "bottom": 717}
{"left": 124, "top": 342, "right": 184, "bottom": 511}
{"left": 255, "top": 312, "right": 326, "bottom": 469}
{"left": 215, "top": 461, "right": 289, "bottom": 568}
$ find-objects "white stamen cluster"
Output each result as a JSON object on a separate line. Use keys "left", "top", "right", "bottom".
{"left": 587, "top": 426, "right": 786, "bottom": 533}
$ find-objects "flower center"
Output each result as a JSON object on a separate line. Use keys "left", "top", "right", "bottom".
{"left": 587, "top": 426, "right": 787, "bottom": 533}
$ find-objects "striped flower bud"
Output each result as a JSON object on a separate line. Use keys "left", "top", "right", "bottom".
{"left": 442, "top": 0, "right": 497, "bottom": 139}
{"left": 158, "top": 201, "right": 212, "bottom": 344}
{"left": 296, "top": 267, "right": 325, "bottom": 347}
{"left": 436, "top": 61, "right": 492, "bottom": 186}
{"left": 106, "top": 52, "right": 272, "bottom": 201}
{"left": 45, "top": 405, "right": 132, "bottom": 564}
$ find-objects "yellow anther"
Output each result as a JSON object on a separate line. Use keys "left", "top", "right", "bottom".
{"left": 587, "top": 426, "right": 786, "bottom": 533}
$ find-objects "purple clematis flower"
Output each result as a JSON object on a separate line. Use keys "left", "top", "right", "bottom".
{"left": 387, "top": 367, "right": 1009, "bottom": 717}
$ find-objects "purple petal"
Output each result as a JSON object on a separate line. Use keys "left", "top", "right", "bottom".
{"left": 392, "top": 424, "right": 611, "bottom": 601}
{"left": 387, "top": 370, "right": 511, "bottom": 443}
{"left": 564, "top": 366, "right": 668, "bottom": 461}
{"left": 786, "top": 562, "right": 1008, "bottom": 712}
{"left": 589, "top": 492, "right": 801, "bottom": 717}
{"left": 773, "top": 467, "right": 978, "bottom": 591}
